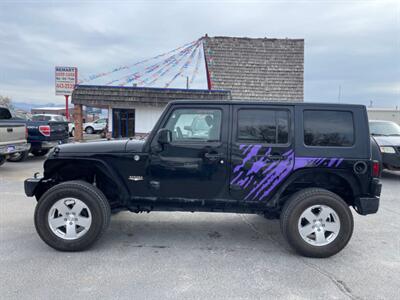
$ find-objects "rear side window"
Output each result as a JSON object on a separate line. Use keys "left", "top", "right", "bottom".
{"left": 304, "top": 110, "right": 354, "bottom": 147}
{"left": 237, "top": 109, "right": 289, "bottom": 144}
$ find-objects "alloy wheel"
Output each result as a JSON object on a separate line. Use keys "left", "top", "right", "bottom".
{"left": 48, "top": 198, "right": 92, "bottom": 240}
{"left": 297, "top": 205, "right": 341, "bottom": 246}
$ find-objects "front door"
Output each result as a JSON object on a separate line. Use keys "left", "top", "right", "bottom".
{"left": 149, "top": 105, "right": 229, "bottom": 205}
{"left": 230, "top": 105, "right": 294, "bottom": 203}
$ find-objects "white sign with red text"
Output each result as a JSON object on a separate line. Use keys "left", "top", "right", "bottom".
{"left": 55, "top": 66, "right": 78, "bottom": 95}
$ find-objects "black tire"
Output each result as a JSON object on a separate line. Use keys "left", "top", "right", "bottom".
{"left": 34, "top": 180, "right": 111, "bottom": 251}
{"left": 0, "top": 155, "right": 6, "bottom": 166}
{"left": 280, "top": 188, "right": 354, "bottom": 258}
{"left": 31, "top": 149, "right": 50, "bottom": 157}
{"left": 7, "top": 150, "right": 29, "bottom": 162}
{"left": 85, "top": 126, "right": 94, "bottom": 134}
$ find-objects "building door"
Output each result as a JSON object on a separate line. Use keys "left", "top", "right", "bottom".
{"left": 230, "top": 105, "right": 294, "bottom": 203}
{"left": 149, "top": 105, "right": 230, "bottom": 206}
{"left": 113, "top": 109, "right": 135, "bottom": 138}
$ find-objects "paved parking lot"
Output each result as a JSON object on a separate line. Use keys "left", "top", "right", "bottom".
{"left": 0, "top": 156, "right": 399, "bottom": 299}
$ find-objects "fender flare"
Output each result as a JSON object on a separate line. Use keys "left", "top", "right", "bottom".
{"left": 269, "top": 168, "right": 361, "bottom": 208}
{"left": 38, "top": 157, "right": 130, "bottom": 205}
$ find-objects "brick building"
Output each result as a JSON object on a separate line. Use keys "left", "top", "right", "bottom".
{"left": 203, "top": 36, "right": 304, "bottom": 101}
{"left": 72, "top": 85, "right": 230, "bottom": 139}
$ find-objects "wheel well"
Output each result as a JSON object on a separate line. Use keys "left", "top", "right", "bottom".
{"left": 279, "top": 171, "right": 356, "bottom": 207}
{"left": 36, "top": 161, "right": 126, "bottom": 210}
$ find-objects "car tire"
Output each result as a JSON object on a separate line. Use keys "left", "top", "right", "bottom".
{"left": 31, "top": 149, "right": 50, "bottom": 157}
{"left": 280, "top": 188, "right": 354, "bottom": 258}
{"left": 34, "top": 180, "right": 111, "bottom": 251}
{"left": 85, "top": 127, "right": 94, "bottom": 134}
{"left": 7, "top": 150, "right": 29, "bottom": 162}
{"left": 0, "top": 155, "right": 6, "bottom": 166}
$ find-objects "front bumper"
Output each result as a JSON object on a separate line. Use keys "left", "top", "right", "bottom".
{"left": 382, "top": 152, "right": 400, "bottom": 170}
{"left": 0, "top": 142, "right": 30, "bottom": 156}
{"left": 24, "top": 177, "right": 42, "bottom": 197}
{"left": 354, "top": 178, "right": 382, "bottom": 215}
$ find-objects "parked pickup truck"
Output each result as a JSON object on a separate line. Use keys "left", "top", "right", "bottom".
{"left": 0, "top": 107, "right": 69, "bottom": 161}
{"left": 25, "top": 101, "right": 382, "bottom": 258}
{"left": 0, "top": 106, "right": 30, "bottom": 166}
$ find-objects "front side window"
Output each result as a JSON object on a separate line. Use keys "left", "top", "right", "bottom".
{"left": 164, "top": 109, "right": 222, "bottom": 142}
{"left": 304, "top": 110, "right": 354, "bottom": 147}
{"left": 237, "top": 109, "right": 289, "bottom": 144}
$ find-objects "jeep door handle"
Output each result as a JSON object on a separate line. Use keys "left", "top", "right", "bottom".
{"left": 204, "top": 153, "right": 221, "bottom": 161}
{"left": 267, "top": 154, "right": 284, "bottom": 161}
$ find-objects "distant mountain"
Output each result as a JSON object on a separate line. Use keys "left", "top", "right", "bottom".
{"left": 12, "top": 102, "right": 66, "bottom": 112}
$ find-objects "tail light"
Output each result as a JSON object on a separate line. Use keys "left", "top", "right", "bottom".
{"left": 39, "top": 125, "right": 51, "bottom": 137}
{"left": 25, "top": 127, "right": 28, "bottom": 139}
{"left": 372, "top": 160, "right": 380, "bottom": 177}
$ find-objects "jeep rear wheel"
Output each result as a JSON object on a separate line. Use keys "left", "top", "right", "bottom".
{"left": 280, "top": 188, "right": 353, "bottom": 258}
{"left": 34, "top": 180, "right": 111, "bottom": 251}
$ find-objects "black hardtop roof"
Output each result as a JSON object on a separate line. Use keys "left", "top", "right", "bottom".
{"left": 169, "top": 100, "right": 366, "bottom": 109}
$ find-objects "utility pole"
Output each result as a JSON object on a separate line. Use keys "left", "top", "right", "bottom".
{"left": 338, "top": 85, "right": 341, "bottom": 103}
{"left": 186, "top": 76, "right": 189, "bottom": 89}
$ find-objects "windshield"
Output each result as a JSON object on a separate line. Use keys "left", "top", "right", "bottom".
{"left": 369, "top": 121, "right": 400, "bottom": 136}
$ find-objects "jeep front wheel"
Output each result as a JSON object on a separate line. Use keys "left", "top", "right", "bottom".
{"left": 34, "top": 180, "right": 111, "bottom": 251}
{"left": 280, "top": 188, "right": 354, "bottom": 258}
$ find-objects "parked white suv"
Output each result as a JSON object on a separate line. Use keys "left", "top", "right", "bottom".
{"left": 83, "top": 118, "right": 107, "bottom": 134}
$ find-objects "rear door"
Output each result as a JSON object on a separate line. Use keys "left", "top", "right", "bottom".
{"left": 230, "top": 104, "right": 294, "bottom": 202}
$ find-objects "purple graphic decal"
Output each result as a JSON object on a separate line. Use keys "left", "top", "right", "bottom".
{"left": 231, "top": 145, "right": 344, "bottom": 201}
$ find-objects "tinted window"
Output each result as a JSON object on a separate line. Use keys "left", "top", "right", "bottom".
{"left": 304, "top": 110, "right": 354, "bottom": 147}
{"left": 237, "top": 109, "right": 289, "bottom": 144}
{"left": 165, "top": 109, "right": 222, "bottom": 142}
{"left": 0, "top": 108, "right": 12, "bottom": 119}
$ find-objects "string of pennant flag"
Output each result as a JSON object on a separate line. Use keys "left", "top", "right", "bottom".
{"left": 79, "top": 38, "right": 205, "bottom": 88}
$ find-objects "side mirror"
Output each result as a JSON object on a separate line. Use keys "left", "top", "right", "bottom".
{"left": 157, "top": 128, "right": 172, "bottom": 145}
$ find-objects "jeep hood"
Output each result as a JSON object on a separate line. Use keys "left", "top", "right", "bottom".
{"left": 373, "top": 136, "right": 400, "bottom": 147}
{"left": 56, "top": 139, "right": 131, "bottom": 153}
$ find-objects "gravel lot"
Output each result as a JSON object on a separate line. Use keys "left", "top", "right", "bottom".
{"left": 1, "top": 156, "right": 399, "bottom": 299}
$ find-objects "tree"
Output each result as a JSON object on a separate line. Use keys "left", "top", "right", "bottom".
{"left": 0, "top": 95, "right": 13, "bottom": 109}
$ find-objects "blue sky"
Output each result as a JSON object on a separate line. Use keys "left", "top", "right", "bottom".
{"left": 0, "top": 0, "right": 399, "bottom": 108}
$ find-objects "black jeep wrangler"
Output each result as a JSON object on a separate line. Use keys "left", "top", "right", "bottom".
{"left": 25, "top": 101, "right": 382, "bottom": 257}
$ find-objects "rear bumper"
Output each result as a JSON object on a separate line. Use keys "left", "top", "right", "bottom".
{"left": 355, "top": 178, "right": 382, "bottom": 215}
{"left": 31, "top": 139, "right": 68, "bottom": 150}
{"left": 0, "top": 142, "right": 30, "bottom": 155}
